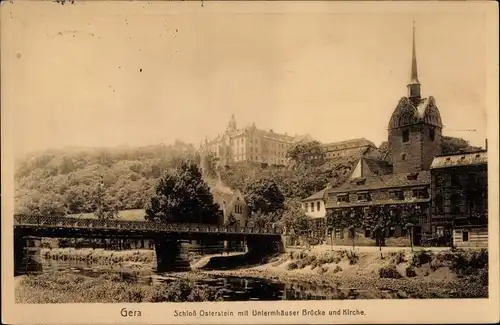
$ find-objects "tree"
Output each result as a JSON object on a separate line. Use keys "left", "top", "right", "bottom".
{"left": 93, "top": 176, "right": 117, "bottom": 220}
{"left": 244, "top": 177, "right": 285, "bottom": 215}
{"left": 441, "top": 136, "right": 483, "bottom": 155}
{"left": 224, "top": 213, "right": 238, "bottom": 227}
{"left": 144, "top": 160, "right": 220, "bottom": 224}
{"left": 286, "top": 140, "right": 325, "bottom": 166}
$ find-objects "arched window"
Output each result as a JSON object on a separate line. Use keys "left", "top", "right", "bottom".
{"left": 402, "top": 129, "right": 410, "bottom": 143}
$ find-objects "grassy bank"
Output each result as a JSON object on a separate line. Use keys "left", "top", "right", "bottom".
{"left": 203, "top": 247, "right": 488, "bottom": 299}
{"left": 15, "top": 272, "right": 224, "bottom": 303}
{"left": 42, "top": 248, "right": 156, "bottom": 265}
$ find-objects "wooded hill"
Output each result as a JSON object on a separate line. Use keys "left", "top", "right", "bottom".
{"left": 14, "top": 136, "right": 481, "bottom": 219}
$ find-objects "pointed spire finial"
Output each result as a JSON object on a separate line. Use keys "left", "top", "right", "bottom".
{"left": 407, "top": 19, "right": 421, "bottom": 100}
{"left": 410, "top": 20, "right": 419, "bottom": 84}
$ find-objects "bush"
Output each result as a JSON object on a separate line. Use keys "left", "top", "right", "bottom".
{"left": 332, "top": 265, "right": 342, "bottom": 274}
{"left": 346, "top": 251, "right": 359, "bottom": 265}
{"left": 316, "top": 266, "right": 329, "bottom": 274}
{"left": 379, "top": 265, "right": 402, "bottom": 279}
{"left": 286, "top": 262, "right": 298, "bottom": 270}
{"left": 411, "top": 250, "right": 432, "bottom": 266}
{"left": 405, "top": 266, "right": 417, "bottom": 277}
{"left": 430, "top": 258, "right": 444, "bottom": 271}
{"left": 389, "top": 251, "right": 406, "bottom": 264}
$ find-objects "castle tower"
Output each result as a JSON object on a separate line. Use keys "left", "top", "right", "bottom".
{"left": 227, "top": 114, "right": 237, "bottom": 132}
{"left": 387, "top": 22, "right": 443, "bottom": 174}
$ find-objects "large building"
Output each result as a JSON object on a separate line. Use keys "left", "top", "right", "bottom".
{"left": 201, "top": 115, "right": 313, "bottom": 167}
{"left": 322, "top": 138, "right": 378, "bottom": 160}
{"left": 430, "top": 150, "right": 488, "bottom": 247}
{"left": 323, "top": 23, "right": 444, "bottom": 245}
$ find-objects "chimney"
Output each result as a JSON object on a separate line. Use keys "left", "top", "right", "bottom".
{"left": 485, "top": 138, "right": 488, "bottom": 151}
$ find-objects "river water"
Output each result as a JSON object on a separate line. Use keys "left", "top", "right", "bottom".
{"left": 38, "top": 258, "right": 363, "bottom": 300}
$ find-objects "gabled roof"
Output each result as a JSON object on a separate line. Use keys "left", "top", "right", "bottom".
{"left": 363, "top": 157, "right": 393, "bottom": 176}
{"left": 431, "top": 150, "right": 487, "bottom": 169}
{"left": 302, "top": 187, "right": 328, "bottom": 202}
{"left": 328, "top": 171, "right": 431, "bottom": 193}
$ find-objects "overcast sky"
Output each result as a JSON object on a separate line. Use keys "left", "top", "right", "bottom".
{"left": 2, "top": 1, "right": 492, "bottom": 158}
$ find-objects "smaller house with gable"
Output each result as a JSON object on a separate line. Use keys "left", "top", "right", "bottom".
{"left": 210, "top": 186, "right": 250, "bottom": 227}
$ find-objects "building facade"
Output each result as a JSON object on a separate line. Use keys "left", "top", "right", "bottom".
{"left": 430, "top": 150, "right": 488, "bottom": 246}
{"left": 201, "top": 115, "right": 313, "bottom": 167}
{"left": 324, "top": 23, "right": 443, "bottom": 246}
{"left": 322, "top": 138, "right": 378, "bottom": 160}
{"left": 211, "top": 186, "right": 250, "bottom": 227}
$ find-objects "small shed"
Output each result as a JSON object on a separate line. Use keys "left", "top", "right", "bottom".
{"left": 453, "top": 225, "right": 488, "bottom": 248}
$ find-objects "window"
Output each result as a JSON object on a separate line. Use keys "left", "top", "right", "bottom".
{"left": 311, "top": 203, "right": 315, "bottom": 212}
{"left": 337, "top": 194, "right": 349, "bottom": 203}
{"left": 401, "top": 153, "right": 406, "bottom": 161}
{"left": 390, "top": 190, "right": 404, "bottom": 200}
{"left": 436, "top": 226, "right": 444, "bottom": 237}
{"left": 412, "top": 188, "right": 429, "bottom": 199}
{"left": 304, "top": 203, "right": 309, "bottom": 212}
{"left": 364, "top": 229, "right": 371, "bottom": 238}
{"left": 434, "top": 194, "right": 444, "bottom": 213}
{"left": 462, "top": 231, "right": 469, "bottom": 242}
{"left": 450, "top": 193, "right": 462, "bottom": 214}
{"left": 429, "top": 128, "right": 435, "bottom": 141}
{"left": 357, "top": 192, "right": 370, "bottom": 202}
{"left": 402, "top": 129, "right": 410, "bottom": 143}
{"left": 317, "top": 201, "right": 321, "bottom": 211}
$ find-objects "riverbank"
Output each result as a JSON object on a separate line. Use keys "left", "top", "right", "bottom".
{"left": 200, "top": 246, "right": 489, "bottom": 298}
{"left": 15, "top": 272, "right": 225, "bottom": 303}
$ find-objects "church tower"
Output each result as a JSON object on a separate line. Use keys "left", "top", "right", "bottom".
{"left": 387, "top": 22, "right": 443, "bottom": 174}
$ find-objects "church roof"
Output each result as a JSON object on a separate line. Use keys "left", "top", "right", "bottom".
{"left": 328, "top": 170, "right": 431, "bottom": 193}
{"left": 388, "top": 96, "right": 443, "bottom": 129}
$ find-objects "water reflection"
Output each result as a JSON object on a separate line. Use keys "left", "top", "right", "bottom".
{"left": 38, "top": 258, "right": 364, "bottom": 300}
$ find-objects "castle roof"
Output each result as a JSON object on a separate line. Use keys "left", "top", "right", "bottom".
{"left": 362, "top": 157, "right": 393, "bottom": 176}
{"left": 322, "top": 138, "right": 376, "bottom": 151}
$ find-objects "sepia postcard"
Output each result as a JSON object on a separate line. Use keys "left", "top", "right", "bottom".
{"left": 1, "top": 0, "right": 499, "bottom": 324}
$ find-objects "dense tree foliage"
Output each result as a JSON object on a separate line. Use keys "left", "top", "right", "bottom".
{"left": 286, "top": 140, "right": 325, "bottom": 166}
{"left": 441, "top": 136, "right": 483, "bottom": 155}
{"left": 145, "top": 160, "right": 221, "bottom": 224}
{"left": 14, "top": 142, "right": 196, "bottom": 216}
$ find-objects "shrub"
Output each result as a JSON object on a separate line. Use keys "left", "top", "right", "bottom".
{"left": 379, "top": 265, "right": 402, "bottom": 279}
{"left": 389, "top": 251, "right": 406, "bottom": 264}
{"left": 317, "top": 266, "right": 329, "bottom": 274}
{"left": 286, "top": 262, "right": 298, "bottom": 270}
{"left": 430, "top": 258, "right": 444, "bottom": 271}
{"left": 346, "top": 251, "right": 359, "bottom": 265}
{"left": 405, "top": 265, "right": 417, "bottom": 277}
{"left": 332, "top": 265, "right": 342, "bottom": 274}
{"left": 411, "top": 250, "right": 432, "bottom": 266}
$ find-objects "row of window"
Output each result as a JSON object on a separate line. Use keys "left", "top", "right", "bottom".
{"left": 234, "top": 204, "right": 243, "bottom": 214}
{"left": 336, "top": 188, "right": 429, "bottom": 203}
{"left": 304, "top": 201, "right": 321, "bottom": 212}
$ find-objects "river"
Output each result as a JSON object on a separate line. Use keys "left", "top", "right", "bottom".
{"left": 36, "top": 258, "right": 358, "bottom": 300}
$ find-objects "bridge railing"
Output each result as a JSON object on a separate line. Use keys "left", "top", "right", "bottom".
{"left": 13, "top": 215, "right": 284, "bottom": 235}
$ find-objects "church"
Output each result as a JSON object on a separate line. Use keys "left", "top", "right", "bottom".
{"left": 324, "top": 23, "right": 444, "bottom": 246}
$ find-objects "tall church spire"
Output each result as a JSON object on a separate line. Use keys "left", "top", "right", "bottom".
{"left": 407, "top": 20, "right": 421, "bottom": 101}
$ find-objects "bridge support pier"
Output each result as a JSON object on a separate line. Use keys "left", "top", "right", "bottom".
{"left": 154, "top": 237, "right": 191, "bottom": 272}
{"left": 14, "top": 233, "right": 42, "bottom": 275}
{"left": 246, "top": 235, "right": 285, "bottom": 258}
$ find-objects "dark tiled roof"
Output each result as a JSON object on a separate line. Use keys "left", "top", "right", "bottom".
{"left": 328, "top": 171, "right": 431, "bottom": 193}
{"left": 363, "top": 157, "right": 393, "bottom": 176}
{"left": 431, "top": 150, "right": 487, "bottom": 169}
{"left": 302, "top": 188, "right": 328, "bottom": 202}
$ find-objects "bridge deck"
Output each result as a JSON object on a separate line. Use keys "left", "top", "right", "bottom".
{"left": 14, "top": 215, "right": 284, "bottom": 236}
